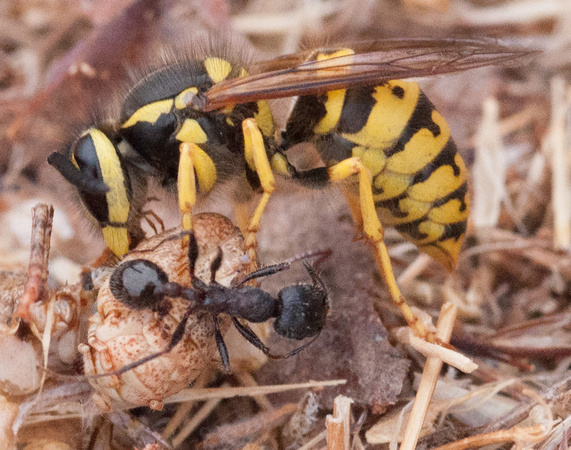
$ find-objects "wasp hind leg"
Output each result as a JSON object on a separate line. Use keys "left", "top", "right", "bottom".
{"left": 327, "top": 157, "right": 439, "bottom": 344}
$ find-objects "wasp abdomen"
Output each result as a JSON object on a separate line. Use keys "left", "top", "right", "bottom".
{"left": 285, "top": 79, "right": 468, "bottom": 270}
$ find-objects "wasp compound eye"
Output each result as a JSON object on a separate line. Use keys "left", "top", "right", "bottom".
{"left": 110, "top": 259, "right": 169, "bottom": 310}
{"left": 274, "top": 283, "right": 328, "bottom": 340}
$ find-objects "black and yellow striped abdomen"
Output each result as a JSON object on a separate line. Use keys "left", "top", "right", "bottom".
{"left": 284, "top": 79, "right": 469, "bottom": 270}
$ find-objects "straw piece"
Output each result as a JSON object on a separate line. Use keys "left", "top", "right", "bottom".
{"left": 400, "top": 303, "right": 458, "bottom": 450}
{"left": 326, "top": 395, "right": 353, "bottom": 450}
{"left": 171, "top": 395, "right": 223, "bottom": 448}
{"left": 547, "top": 76, "right": 570, "bottom": 250}
{"left": 164, "top": 379, "right": 347, "bottom": 404}
{"left": 473, "top": 97, "right": 504, "bottom": 228}
{"left": 396, "top": 328, "right": 478, "bottom": 373}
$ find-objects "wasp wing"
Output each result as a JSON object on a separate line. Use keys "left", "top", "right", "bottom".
{"left": 204, "top": 38, "right": 535, "bottom": 111}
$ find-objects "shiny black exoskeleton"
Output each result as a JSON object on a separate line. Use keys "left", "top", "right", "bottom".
{"left": 108, "top": 233, "right": 328, "bottom": 373}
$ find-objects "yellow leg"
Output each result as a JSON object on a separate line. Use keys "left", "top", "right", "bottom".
{"left": 341, "top": 187, "right": 365, "bottom": 241}
{"left": 233, "top": 201, "right": 251, "bottom": 234}
{"left": 329, "top": 157, "right": 437, "bottom": 343}
{"left": 178, "top": 143, "right": 198, "bottom": 241}
{"left": 242, "top": 118, "right": 276, "bottom": 271}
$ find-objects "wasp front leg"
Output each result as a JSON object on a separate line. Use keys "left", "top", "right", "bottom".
{"left": 177, "top": 142, "right": 217, "bottom": 242}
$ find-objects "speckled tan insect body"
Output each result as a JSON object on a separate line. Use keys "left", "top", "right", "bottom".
{"left": 80, "top": 213, "right": 248, "bottom": 410}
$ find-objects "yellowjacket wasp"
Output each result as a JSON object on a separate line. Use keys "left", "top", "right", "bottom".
{"left": 47, "top": 37, "right": 530, "bottom": 342}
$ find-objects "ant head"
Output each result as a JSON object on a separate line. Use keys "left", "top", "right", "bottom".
{"left": 273, "top": 263, "right": 328, "bottom": 340}
{"left": 109, "top": 259, "right": 169, "bottom": 310}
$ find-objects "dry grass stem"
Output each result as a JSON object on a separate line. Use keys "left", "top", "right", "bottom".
{"left": 170, "top": 384, "right": 228, "bottom": 448}
{"left": 547, "top": 76, "right": 570, "bottom": 250}
{"left": 433, "top": 389, "right": 554, "bottom": 449}
{"left": 326, "top": 395, "right": 353, "bottom": 450}
{"left": 298, "top": 429, "right": 327, "bottom": 450}
{"left": 473, "top": 97, "right": 504, "bottom": 228}
{"left": 16, "top": 204, "right": 53, "bottom": 322}
{"left": 396, "top": 327, "right": 478, "bottom": 373}
{"left": 164, "top": 379, "right": 347, "bottom": 404}
{"left": 400, "top": 303, "right": 458, "bottom": 450}
{"left": 161, "top": 375, "right": 209, "bottom": 441}
{"left": 234, "top": 370, "right": 275, "bottom": 411}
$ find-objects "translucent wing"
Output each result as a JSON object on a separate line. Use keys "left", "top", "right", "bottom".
{"left": 204, "top": 38, "right": 535, "bottom": 111}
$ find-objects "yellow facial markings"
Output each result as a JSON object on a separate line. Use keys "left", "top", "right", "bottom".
{"left": 408, "top": 154, "right": 466, "bottom": 203}
{"left": 428, "top": 198, "right": 469, "bottom": 223}
{"left": 174, "top": 87, "right": 199, "bottom": 110}
{"left": 176, "top": 119, "right": 208, "bottom": 144}
{"left": 386, "top": 112, "right": 451, "bottom": 174}
{"left": 102, "top": 226, "right": 129, "bottom": 258}
{"left": 314, "top": 89, "right": 346, "bottom": 134}
{"left": 341, "top": 81, "right": 420, "bottom": 148}
{"left": 90, "top": 129, "right": 130, "bottom": 224}
{"left": 353, "top": 146, "right": 386, "bottom": 178}
{"left": 88, "top": 128, "right": 130, "bottom": 257}
{"left": 373, "top": 172, "right": 411, "bottom": 200}
{"left": 239, "top": 67, "right": 249, "bottom": 77}
{"left": 121, "top": 99, "right": 173, "bottom": 128}
{"left": 254, "top": 100, "right": 275, "bottom": 137}
{"left": 204, "top": 57, "right": 232, "bottom": 84}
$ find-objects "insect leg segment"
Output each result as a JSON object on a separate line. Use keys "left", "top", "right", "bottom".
{"left": 242, "top": 118, "right": 277, "bottom": 270}
{"left": 177, "top": 142, "right": 218, "bottom": 239}
{"left": 296, "top": 155, "right": 438, "bottom": 343}
{"left": 212, "top": 314, "right": 231, "bottom": 373}
{"left": 178, "top": 143, "right": 196, "bottom": 237}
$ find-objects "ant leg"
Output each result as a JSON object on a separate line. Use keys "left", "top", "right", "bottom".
{"left": 328, "top": 157, "right": 438, "bottom": 344}
{"left": 231, "top": 317, "right": 320, "bottom": 359}
{"left": 231, "top": 316, "right": 273, "bottom": 356}
{"left": 212, "top": 315, "right": 231, "bottom": 373}
{"left": 241, "top": 118, "right": 275, "bottom": 272}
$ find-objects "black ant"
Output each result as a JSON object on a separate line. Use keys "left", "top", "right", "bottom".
{"left": 105, "top": 232, "right": 329, "bottom": 375}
